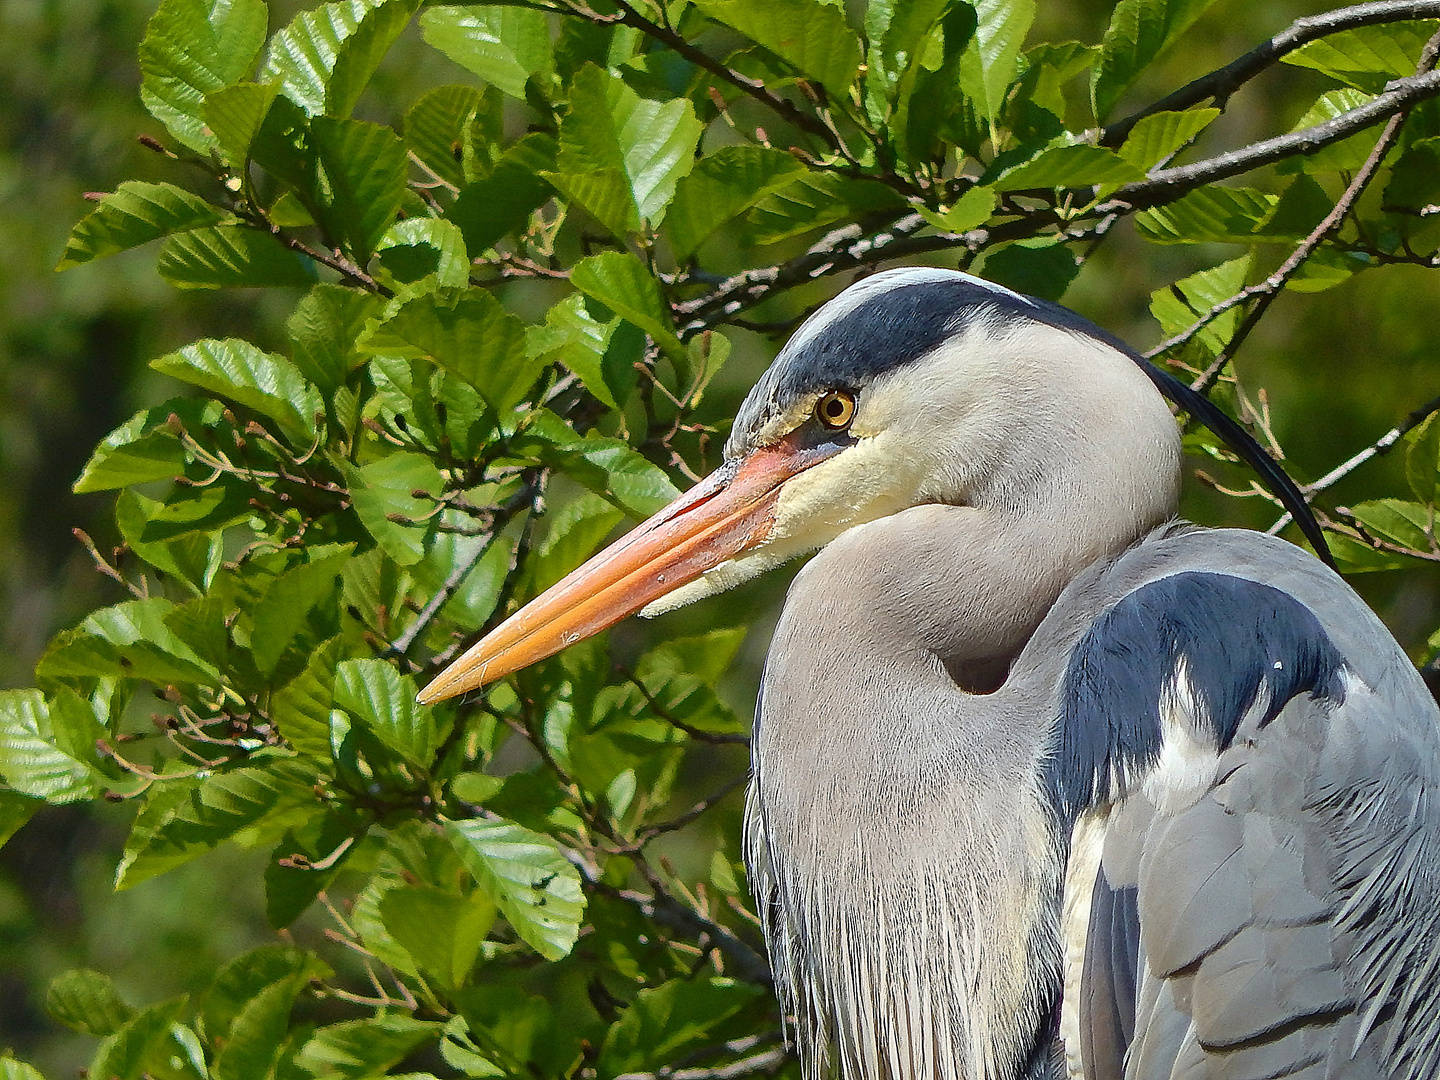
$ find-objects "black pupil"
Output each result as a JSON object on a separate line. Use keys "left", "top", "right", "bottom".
{"left": 826, "top": 398, "right": 844, "bottom": 418}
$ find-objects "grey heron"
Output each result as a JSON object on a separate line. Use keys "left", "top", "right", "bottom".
{"left": 419, "top": 268, "right": 1440, "bottom": 1080}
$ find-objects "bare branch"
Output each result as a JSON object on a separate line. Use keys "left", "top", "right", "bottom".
{"left": 1267, "top": 393, "right": 1440, "bottom": 534}
{"left": 1102, "top": 0, "right": 1440, "bottom": 146}
{"left": 613, "top": 1047, "right": 789, "bottom": 1080}
{"left": 1108, "top": 69, "right": 1440, "bottom": 209}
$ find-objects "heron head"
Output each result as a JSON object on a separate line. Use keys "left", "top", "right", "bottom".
{"left": 417, "top": 268, "right": 1173, "bottom": 703}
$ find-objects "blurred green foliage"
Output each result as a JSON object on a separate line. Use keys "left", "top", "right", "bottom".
{"left": 3, "top": 0, "right": 1440, "bottom": 1077}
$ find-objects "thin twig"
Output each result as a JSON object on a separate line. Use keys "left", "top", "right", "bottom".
{"left": 613, "top": 1047, "right": 789, "bottom": 1080}
{"left": 1267, "top": 392, "right": 1440, "bottom": 533}
{"left": 1184, "top": 28, "right": 1440, "bottom": 391}
{"left": 1101, "top": 0, "right": 1440, "bottom": 146}
{"left": 1107, "top": 69, "right": 1440, "bottom": 209}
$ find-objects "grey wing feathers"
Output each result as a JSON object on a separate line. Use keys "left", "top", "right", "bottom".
{"left": 1051, "top": 535, "right": 1440, "bottom": 1080}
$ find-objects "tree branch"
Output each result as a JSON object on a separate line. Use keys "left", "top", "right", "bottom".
{"left": 1101, "top": 0, "right": 1440, "bottom": 146}
{"left": 1108, "top": 70, "right": 1440, "bottom": 209}
{"left": 1268, "top": 392, "right": 1440, "bottom": 534}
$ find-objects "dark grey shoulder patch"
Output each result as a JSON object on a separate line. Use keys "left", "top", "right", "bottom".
{"left": 1044, "top": 571, "right": 1348, "bottom": 822}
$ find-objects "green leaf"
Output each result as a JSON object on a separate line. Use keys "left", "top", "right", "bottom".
{"left": 296, "top": 1016, "right": 442, "bottom": 1077}
{"left": 526, "top": 295, "right": 630, "bottom": 410}
{"left": 404, "top": 84, "right": 497, "bottom": 191}
{"left": 957, "top": 0, "right": 1035, "bottom": 128}
{"left": 58, "top": 182, "right": 228, "bottom": 269}
{"left": 288, "top": 284, "right": 384, "bottom": 395}
{"left": 334, "top": 659, "right": 439, "bottom": 769}
{"left": 72, "top": 397, "right": 223, "bottom": 494}
{"left": 0, "top": 1058, "right": 47, "bottom": 1080}
{"left": 1282, "top": 21, "right": 1440, "bottom": 93}
{"left": 0, "top": 792, "right": 40, "bottom": 850}
{"left": 570, "top": 251, "right": 683, "bottom": 360}
{"left": 1384, "top": 136, "right": 1440, "bottom": 212}
{"left": 865, "top": 0, "right": 950, "bottom": 116}
{"left": 361, "top": 287, "right": 536, "bottom": 411}
{"left": 514, "top": 410, "right": 681, "bottom": 518}
{"left": 542, "top": 65, "right": 702, "bottom": 239}
{"left": 251, "top": 547, "right": 353, "bottom": 677}
{"left": 265, "top": 811, "right": 358, "bottom": 926}
{"left": 1349, "top": 499, "right": 1434, "bottom": 552}
{"left": 262, "top": 0, "right": 421, "bottom": 117}
{"left": 88, "top": 998, "right": 190, "bottom": 1080}
{"left": 420, "top": 5, "right": 554, "bottom": 100}
{"left": 988, "top": 142, "right": 1145, "bottom": 191}
{"left": 115, "top": 758, "right": 319, "bottom": 889}
{"left": 202, "top": 81, "right": 282, "bottom": 169}
{"left": 1149, "top": 255, "right": 1251, "bottom": 355}
{"left": 597, "top": 979, "right": 763, "bottom": 1077}
{"left": 1117, "top": 107, "right": 1220, "bottom": 170}
{"left": 1279, "top": 89, "right": 1377, "bottom": 174}
{"left": 1091, "top": 0, "right": 1222, "bottom": 120}
{"left": 691, "top": 0, "right": 862, "bottom": 101}
{"left": 379, "top": 885, "right": 495, "bottom": 989}
{"left": 1407, "top": 414, "right": 1440, "bottom": 507}
{"left": 0, "top": 690, "right": 101, "bottom": 803}
{"left": 47, "top": 969, "right": 135, "bottom": 1037}
{"left": 916, "top": 185, "right": 996, "bottom": 232}
{"left": 524, "top": 493, "right": 624, "bottom": 597}
{"left": 157, "top": 224, "right": 318, "bottom": 290}
{"left": 447, "top": 132, "right": 557, "bottom": 252}
{"left": 444, "top": 817, "right": 586, "bottom": 960}
{"left": 376, "top": 218, "right": 470, "bottom": 290}
{"left": 39, "top": 597, "right": 223, "bottom": 686}
{"left": 743, "top": 172, "right": 906, "bottom": 245}
{"left": 308, "top": 116, "right": 410, "bottom": 262}
{"left": 139, "top": 0, "right": 269, "bottom": 152}
{"left": 273, "top": 639, "right": 343, "bottom": 761}
{"left": 1134, "top": 186, "right": 1279, "bottom": 244}
{"left": 338, "top": 452, "right": 444, "bottom": 566}
{"left": 631, "top": 629, "right": 750, "bottom": 738}
{"left": 667, "top": 147, "right": 807, "bottom": 258}
{"left": 982, "top": 239, "right": 1078, "bottom": 301}
{"left": 202, "top": 945, "right": 328, "bottom": 1044}
{"left": 211, "top": 975, "right": 306, "bottom": 1080}
{"left": 151, "top": 338, "right": 323, "bottom": 446}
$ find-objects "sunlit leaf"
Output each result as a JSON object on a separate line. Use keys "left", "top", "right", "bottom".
{"left": 1118, "top": 107, "right": 1219, "bottom": 170}
{"left": 0, "top": 690, "right": 102, "bottom": 804}
{"left": 444, "top": 817, "right": 585, "bottom": 960}
{"left": 262, "top": 0, "right": 421, "bottom": 117}
{"left": 420, "top": 5, "right": 554, "bottom": 100}
{"left": 542, "top": 64, "right": 702, "bottom": 239}
{"left": 957, "top": 0, "right": 1035, "bottom": 128}
{"left": 334, "top": 659, "right": 440, "bottom": 768}
{"left": 139, "top": 0, "right": 268, "bottom": 151}
{"left": 1092, "top": 0, "right": 1222, "bottom": 120}
{"left": 116, "top": 757, "right": 320, "bottom": 889}
{"left": 157, "top": 225, "right": 318, "bottom": 290}
{"left": 58, "top": 182, "right": 229, "bottom": 269}
{"left": 337, "top": 452, "right": 445, "bottom": 566}
{"left": 570, "top": 250, "right": 684, "bottom": 360}
{"left": 362, "top": 287, "right": 536, "bottom": 411}
{"left": 692, "top": 0, "right": 862, "bottom": 101}
{"left": 151, "top": 338, "right": 324, "bottom": 445}
{"left": 668, "top": 147, "right": 807, "bottom": 258}
{"left": 47, "top": 970, "right": 134, "bottom": 1038}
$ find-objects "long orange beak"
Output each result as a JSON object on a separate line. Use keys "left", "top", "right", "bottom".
{"left": 417, "top": 432, "right": 842, "bottom": 703}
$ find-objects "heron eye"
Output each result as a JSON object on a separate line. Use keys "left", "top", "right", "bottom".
{"left": 815, "top": 390, "right": 856, "bottom": 430}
